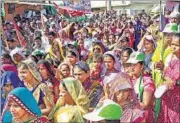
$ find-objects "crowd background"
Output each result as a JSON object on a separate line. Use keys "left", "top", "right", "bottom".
{"left": 0, "top": 2, "right": 180, "bottom": 123}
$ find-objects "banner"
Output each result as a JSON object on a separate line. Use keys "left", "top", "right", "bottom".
{"left": 63, "top": 0, "right": 91, "bottom": 13}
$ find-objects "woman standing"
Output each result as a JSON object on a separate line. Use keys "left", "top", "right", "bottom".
{"left": 141, "top": 35, "right": 157, "bottom": 74}
{"left": 120, "top": 47, "right": 133, "bottom": 74}
{"left": 157, "top": 34, "right": 180, "bottom": 122}
{"left": 18, "top": 59, "right": 54, "bottom": 115}
{"left": 127, "top": 51, "right": 155, "bottom": 122}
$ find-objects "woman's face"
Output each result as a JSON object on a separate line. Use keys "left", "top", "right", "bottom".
{"left": 104, "top": 56, "right": 115, "bottom": 72}
{"left": 18, "top": 67, "right": 33, "bottom": 83}
{"left": 144, "top": 39, "right": 154, "bottom": 52}
{"left": 164, "top": 33, "right": 173, "bottom": 45}
{"left": 93, "top": 46, "right": 101, "bottom": 54}
{"left": 38, "top": 65, "right": 49, "bottom": 80}
{"left": 59, "top": 84, "right": 75, "bottom": 105}
{"left": 66, "top": 52, "right": 77, "bottom": 66}
{"left": 130, "top": 63, "right": 143, "bottom": 76}
{"left": 93, "top": 59, "right": 102, "bottom": 68}
{"left": 123, "top": 63, "right": 131, "bottom": 73}
{"left": 3, "top": 84, "right": 13, "bottom": 94}
{"left": 8, "top": 100, "right": 27, "bottom": 120}
{"left": 59, "top": 31, "right": 66, "bottom": 39}
{"left": 121, "top": 51, "right": 130, "bottom": 63}
{"left": 13, "top": 53, "right": 23, "bottom": 63}
{"left": 78, "top": 39, "right": 84, "bottom": 48}
{"left": 115, "top": 89, "right": 131, "bottom": 105}
{"left": 73, "top": 66, "right": 88, "bottom": 83}
{"left": 171, "top": 37, "right": 180, "bottom": 56}
{"left": 60, "top": 65, "right": 70, "bottom": 78}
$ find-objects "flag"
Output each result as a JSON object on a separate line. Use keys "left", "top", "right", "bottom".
{"left": 53, "top": 2, "right": 70, "bottom": 17}
{"left": 1, "top": 0, "right": 5, "bottom": 17}
{"left": 41, "top": 13, "right": 47, "bottom": 29}
{"left": 159, "top": 13, "right": 166, "bottom": 32}
{"left": 53, "top": 2, "right": 85, "bottom": 18}
{"left": 13, "top": 21, "right": 27, "bottom": 48}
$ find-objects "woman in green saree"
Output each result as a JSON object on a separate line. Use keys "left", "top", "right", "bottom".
{"left": 49, "top": 77, "right": 89, "bottom": 123}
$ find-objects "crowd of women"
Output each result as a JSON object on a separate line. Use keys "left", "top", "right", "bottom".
{"left": 1, "top": 8, "right": 180, "bottom": 123}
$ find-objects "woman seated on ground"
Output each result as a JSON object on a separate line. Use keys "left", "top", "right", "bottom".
{"left": 48, "top": 77, "right": 89, "bottom": 123}
{"left": 37, "top": 60, "right": 60, "bottom": 103}
{"left": 108, "top": 72, "right": 147, "bottom": 122}
{"left": 83, "top": 72, "right": 146, "bottom": 122}
{"left": 73, "top": 61, "right": 103, "bottom": 108}
{"left": 17, "top": 59, "right": 54, "bottom": 116}
{"left": 2, "top": 87, "right": 50, "bottom": 123}
{"left": 103, "top": 51, "right": 121, "bottom": 85}
{"left": 55, "top": 62, "right": 71, "bottom": 81}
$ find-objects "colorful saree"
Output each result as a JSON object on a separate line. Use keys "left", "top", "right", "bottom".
{"left": 158, "top": 55, "right": 180, "bottom": 123}
{"left": 2, "top": 87, "right": 50, "bottom": 123}
{"left": 49, "top": 77, "right": 89, "bottom": 123}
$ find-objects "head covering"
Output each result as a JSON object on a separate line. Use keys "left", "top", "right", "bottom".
{"left": 1, "top": 71, "right": 24, "bottom": 90}
{"left": 61, "top": 77, "right": 89, "bottom": 113}
{"left": 104, "top": 51, "right": 121, "bottom": 72}
{"left": 119, "top": 36, "right": 129, "bottom": 42}
{"left": 10, "top": 47, "right": 25, "bottom": 62}
{"left": 2, "top": 87, "right": 42, "bottom": 120}
{"left": 68, "top": 49, "right": 80, "bottom": 60}
{"left": 58, "top": 62, "right": 71, "bottom": 70}
{"left": 21, "top": 59, "right": 42, "bottom": 82}
{"left": 1, "top": 64, "right": 18, "bottom": 74}
{"left": 51, "top": 77, "right": 89, "bottom": 122}
{"left": 107, "top": 72, "right": 133, "bottom": 98}
{"left": 127, "top": 51, "right": 145, "bottom": 64}
{"left": 83, "top": 99, "right": 122, "bottom": 121}
{"left": 32, "top": 50, "right": 44, "bottom": 57}
{"left": 144, "top": 35, "right": 157, "bottom": 48}
{"left": 163, "top": 23, "right": 179, "bottom": 33}
{"left": 75, "top": 61, "right": 90, "bottom": 72}
{"left": 169, "top": 11, "right": 180, "bottom": 19}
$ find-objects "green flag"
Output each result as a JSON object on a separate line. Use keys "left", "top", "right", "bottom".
{"left": 1, "top": 0, "right": 5, "bottom": 17}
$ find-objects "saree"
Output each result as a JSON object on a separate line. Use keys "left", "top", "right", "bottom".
{"left": 49, "top": 77, "right": 89, "bottom": 123}
{"left": 108, "top": 72, "right": 147, "bottom": 122}
{"left": 131, "top": 74, "right": 155, "bottom": 122}
{"left": 2, "top": 87, "right": 50, "bottom": 123}
{"left": 21, "top": 59, "right": 54, "bottom": 106}
{"left": 152, "top": 40, "right": 172, "bottom": 87}
{"left": 45, "top": 40, "right": 65, "bottom": 66}
{"left": 158, "top": 56, "right": 180, "bottom": 123}
{"left": 37, "top": 60, "right": 59, "bottom": 103}
{"left": 1, "top": 71, "right": 24, "bottom": 110}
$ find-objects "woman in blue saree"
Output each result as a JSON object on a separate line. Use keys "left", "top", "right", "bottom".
{"left": 1, "top": 71, "right": 24, "bottom": 110}
{"left": 1, "top": 87, "right": 50, "bottom": 123}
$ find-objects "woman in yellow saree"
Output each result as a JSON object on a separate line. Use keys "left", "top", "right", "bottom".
{"left": 49, "top": 77, "right": 89, "bottom": 122}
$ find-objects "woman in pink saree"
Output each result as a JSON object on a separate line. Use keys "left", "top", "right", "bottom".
{"left": 157, "top": 34, "right": 180, "bottom": 123}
